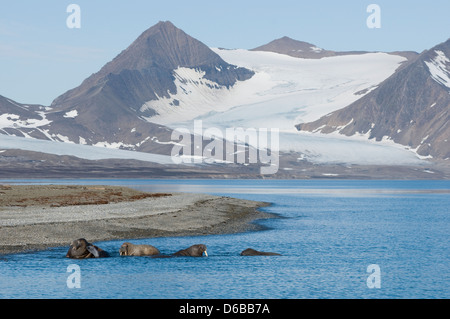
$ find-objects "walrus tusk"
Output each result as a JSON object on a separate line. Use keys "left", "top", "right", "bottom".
{"left": 87, "top": 245, "right": 100, "bottom": 258}
{"left": 204, "top": 251, "right": 208, "bottom": 257}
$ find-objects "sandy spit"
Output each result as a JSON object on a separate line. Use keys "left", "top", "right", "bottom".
{"left": 0, "top": 185, "right": 273, "bottom": 255}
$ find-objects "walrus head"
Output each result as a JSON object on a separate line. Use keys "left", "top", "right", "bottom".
{"left": 119, "top": 243, "right": 131, "bottom": 256}
{"left": 196, "top": 244, "right": 208, "bottom": 257}
{"left": 66, "top": 238, "right": 101, "bottom": 259}
{"left": 174, "top": 244, "right": 208, "bottom": 257}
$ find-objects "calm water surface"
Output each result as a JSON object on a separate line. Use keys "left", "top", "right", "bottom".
{"left": 0, "top": 179, "right": 449, "bottom": 299}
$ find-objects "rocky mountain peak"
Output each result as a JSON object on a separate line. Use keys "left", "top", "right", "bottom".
{"left": 251, "top": 36, "right": 332, "bottom": 58}
{"left": 251, "top": 35, "right": 374, "bottom": 59}
{"left": 102, "top": 20, "right": 225, "bottom": 73}
{"left": 51, "top": 21, "right": 254, "bottom": 111}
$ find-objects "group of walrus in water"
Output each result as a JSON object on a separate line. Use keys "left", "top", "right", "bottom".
{"left": 66, "top": 238, "right": 281, "bottom": 259}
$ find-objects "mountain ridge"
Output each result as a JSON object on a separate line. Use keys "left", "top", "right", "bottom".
{"left": 251, "top": 36, "right": 419, "bottom": 61}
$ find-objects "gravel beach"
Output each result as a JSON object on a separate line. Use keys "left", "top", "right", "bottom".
{"left": 0, "top": 185, "right": 272, "bottom": 255}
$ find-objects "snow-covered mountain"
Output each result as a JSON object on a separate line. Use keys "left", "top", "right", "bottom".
{"left": 0, "top": 21, "right": 254, "bottom": 156}
{"left": 51, "top": 21, "right": 254, "bottom": 118}
{"left": 297, "top": 38, "right": 450, "bottom": 160}
{"left": 0, "top": 21, "right": 448, "bottom": 174}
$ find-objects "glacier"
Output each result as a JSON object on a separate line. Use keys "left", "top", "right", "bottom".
{"left": 149, "top": 49, "right": 408, "bottom": 129}
{"left": 146, "top": 49, "right": 424, "bottom": 165}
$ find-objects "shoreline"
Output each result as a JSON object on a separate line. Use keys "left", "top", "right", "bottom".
{"left": 0, "top": 185, "right": 273, "bottom": 255}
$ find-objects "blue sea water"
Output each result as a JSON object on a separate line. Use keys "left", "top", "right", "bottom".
{"left": 0, "top": 179, "right": 448, "bottom": 299}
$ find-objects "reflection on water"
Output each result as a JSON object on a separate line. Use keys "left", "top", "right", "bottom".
{"left": 0, "top": 179, "right": 449, "bottom": 299}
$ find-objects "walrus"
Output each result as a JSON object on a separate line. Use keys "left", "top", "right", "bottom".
{"left": 119, "top": 242, "right": 160, "bottom": 256}
{"left": 66, "top": 238, "right": 109, "bottom": 259}
{"left": 173, "top": 244, "right": 208, "bottom": 257}
{"left": 240, "top": 248, "right": 281, "bottom": 256}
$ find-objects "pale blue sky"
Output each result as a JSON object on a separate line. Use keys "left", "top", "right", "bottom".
{"left": 1, "top": 0, "right": 449, "bottom": 105}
